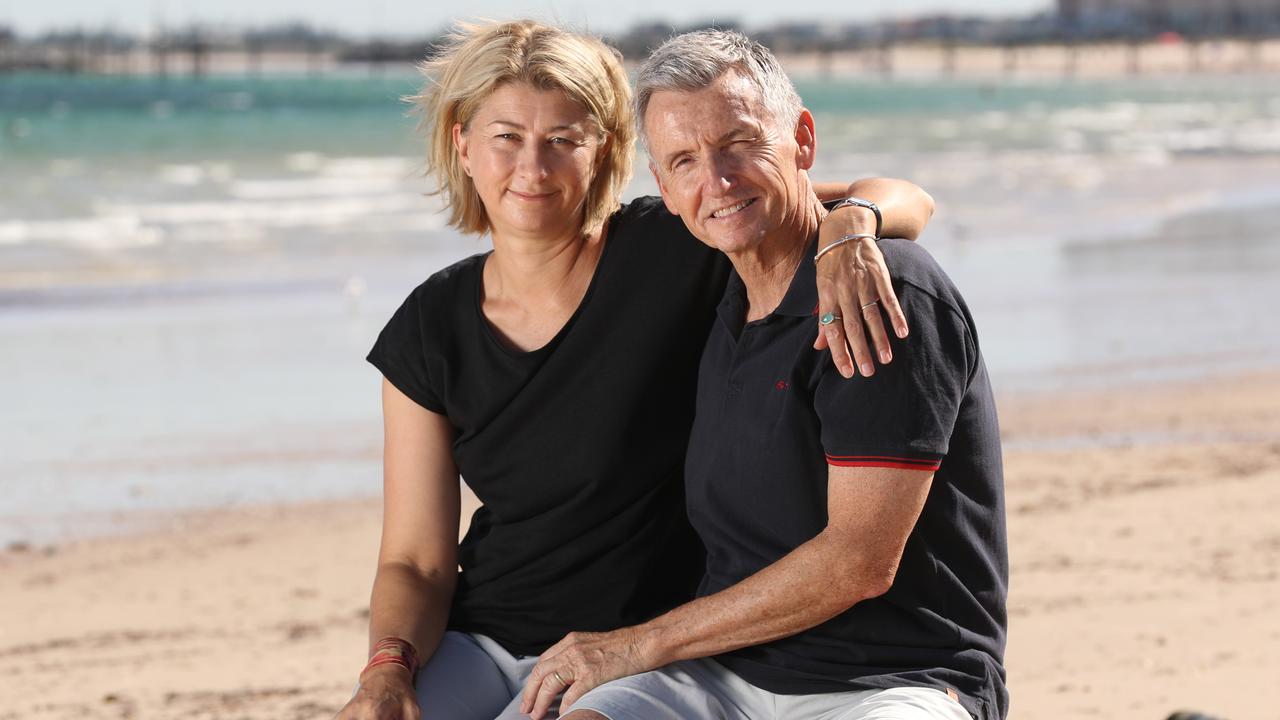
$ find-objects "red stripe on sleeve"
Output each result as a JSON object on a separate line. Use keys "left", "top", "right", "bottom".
{"left": 826, "top": 455, "right": 942, "bottom": 472}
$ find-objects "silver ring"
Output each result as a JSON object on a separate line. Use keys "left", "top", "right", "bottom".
{"left": 819, "top": 312, "right": 841, "bottom": 326}
{"left": 860, "top": 300, "right": 879, "bottom": 311}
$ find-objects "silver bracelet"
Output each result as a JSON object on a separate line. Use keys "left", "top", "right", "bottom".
{"left": 814, "top": 233, "right": 877, "bottom": 264}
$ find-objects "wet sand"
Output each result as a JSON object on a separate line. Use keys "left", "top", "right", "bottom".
{"left": 2, "top": 370, "right": 1278, "bottom": 719}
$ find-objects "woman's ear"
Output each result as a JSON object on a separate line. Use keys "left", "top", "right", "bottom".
{"left": 452, "top": 122, "right": 471, "bottom": 176}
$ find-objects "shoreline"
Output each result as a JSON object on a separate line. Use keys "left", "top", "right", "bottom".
{"left": 3, "top": 182, "right": 1279, "bottom": 551}
{"left": 2, "top": 369, "right": 1278, "bottom": 718}
{"left": 2, "top": 357, "right": 1278, "bottom": 553}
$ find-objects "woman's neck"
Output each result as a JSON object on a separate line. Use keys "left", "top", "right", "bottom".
{"left": 479, "top": 222, "right": 608, "bottom": 353}
{"left": 485, "top": 225, "right": 603, "bottom": 305}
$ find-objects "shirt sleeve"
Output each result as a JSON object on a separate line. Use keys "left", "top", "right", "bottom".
{"left": 366, "top": 288, "right": 446, "bottom": 414}
{"left": 815, "top": 283, "right": 973, "bottom": 472}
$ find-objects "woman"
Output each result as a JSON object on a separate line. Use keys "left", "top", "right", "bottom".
{"left": 336, "top": 20, "right": 935, "bottom": 720}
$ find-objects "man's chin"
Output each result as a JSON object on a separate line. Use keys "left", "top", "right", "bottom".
{"left": 698, "top": 229, "right": 765, "bottom": 257}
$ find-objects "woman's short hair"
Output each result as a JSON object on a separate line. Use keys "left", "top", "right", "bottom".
{"left": 410, "top": 20, "right": 635, "bottom": 237}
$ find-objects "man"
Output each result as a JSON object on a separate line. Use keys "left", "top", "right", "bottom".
{"left": 520, "top": 30, "right": 1008, "bottom": 720}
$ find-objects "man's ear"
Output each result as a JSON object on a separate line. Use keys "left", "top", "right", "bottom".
{"left": 650, "top": 160, "right": 679, "bottom": 216}
{"left": 794, "top": 109, "right": 816, "bottom": 171}
{"left": 452, "top": 122, "right": 471, "bottom": 176}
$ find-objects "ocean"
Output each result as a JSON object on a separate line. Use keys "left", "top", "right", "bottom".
{"left": 2, "top": 70, "right": 1279, "bottom": 544}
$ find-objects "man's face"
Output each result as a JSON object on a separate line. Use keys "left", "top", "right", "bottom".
{"left": 644, "top": 70, "right": 815, "bottom": 257}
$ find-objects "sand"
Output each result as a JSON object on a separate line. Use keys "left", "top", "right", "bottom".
{"left": 2, "top": 371, "right": 1278, "bottom": 719}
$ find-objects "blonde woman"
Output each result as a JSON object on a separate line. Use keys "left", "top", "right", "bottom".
{"left": 336, "top": 20, "right": 935, "bottom": 720}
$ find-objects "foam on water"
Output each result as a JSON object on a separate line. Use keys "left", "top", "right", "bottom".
{"left": 0, "top": 213, "right": 164, "bottom": 249}
{"left": 2, "top": 72, "right": 1279, "bottom": 544}
{"left": 95, "top": 193, "right": 432, "bottom": 230}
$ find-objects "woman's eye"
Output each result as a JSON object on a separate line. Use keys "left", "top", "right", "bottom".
{"left": 496, "top": 133, "right": 518, "bottom": 141}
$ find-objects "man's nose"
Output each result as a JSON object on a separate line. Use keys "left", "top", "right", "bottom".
{"left": 700, "top": 154, "right": 736, "bottom": 196}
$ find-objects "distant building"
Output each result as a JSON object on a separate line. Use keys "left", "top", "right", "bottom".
{"left": 1059, "top": 0, "right": 1280, "bottom": 34}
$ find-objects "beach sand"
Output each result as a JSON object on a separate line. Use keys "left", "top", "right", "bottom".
{"left": 2, "top": 370, "right": 1278, "bottom": 719}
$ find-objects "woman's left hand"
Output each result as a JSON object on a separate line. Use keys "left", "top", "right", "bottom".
{"left": 814, "top": 214, "right": 909, "bottom": 379}
{"left": 519, "top": 627, "right": 650, "bottom": 720}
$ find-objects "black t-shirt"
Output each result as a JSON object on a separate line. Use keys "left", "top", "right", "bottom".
{"left": 686, "top": 238, "right": 1009, "bottom": 720}
{"left": 366, "top": 196, "right": 730, "bottom": 656}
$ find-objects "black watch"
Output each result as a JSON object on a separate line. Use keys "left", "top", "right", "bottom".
{"left": 830, "top": 197, "right": 882, "bottom": 239}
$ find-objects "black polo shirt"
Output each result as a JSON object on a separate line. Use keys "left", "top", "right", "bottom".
{"left": 685, "top": 238, "right": 1009, "bottom": 719}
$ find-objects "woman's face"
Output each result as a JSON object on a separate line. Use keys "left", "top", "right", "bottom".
{"left": 454, "top": 83, "right": 606, "bottom": 242}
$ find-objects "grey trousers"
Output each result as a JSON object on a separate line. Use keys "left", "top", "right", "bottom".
{"left": 414, "top": 631, "right": 554, "bottom": 720}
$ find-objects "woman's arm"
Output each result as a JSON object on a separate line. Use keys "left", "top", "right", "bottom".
{"left": 813, "top": 177, "right": 935, "bottom": 241}
{"left": 812, "top": 177, "right": 936, "bottom": 379}
{"left": 336, "top": 379, "right": 461, "bottom": 720}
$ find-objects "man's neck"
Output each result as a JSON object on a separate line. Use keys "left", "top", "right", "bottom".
{"left": 728, "top": 192, "right": 824, "bottom": 323}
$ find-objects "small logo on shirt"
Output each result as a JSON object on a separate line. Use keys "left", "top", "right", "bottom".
{"left": 775, "top": 380, "right": 789, "bottom": 391}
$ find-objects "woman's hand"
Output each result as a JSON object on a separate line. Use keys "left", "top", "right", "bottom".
{"left": 519, "top": 627, "right": 651, "bottom": 720}
{"left": 335, "top": 666, "right": 420, "bottom": 720}
{"left": 814, "top": 224, "right": 908, "bottom": 379}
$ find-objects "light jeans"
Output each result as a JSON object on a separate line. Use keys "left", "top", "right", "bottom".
{"left": 413, "top": 631, "right": 554, "bottom": 720}
{"left": 570, "top": 657, "right": 974, "bottom": 720}
{"left": 410, "top": 632, "right": 972, "bottom": 720}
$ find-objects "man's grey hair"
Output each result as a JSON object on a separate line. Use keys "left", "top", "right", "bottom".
{"left": 634, "top": 29, "right": 803, "bottom": 148}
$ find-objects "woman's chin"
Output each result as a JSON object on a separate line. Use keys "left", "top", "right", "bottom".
{"left": 491, "top": 213, "right": 581, "bottom": 241}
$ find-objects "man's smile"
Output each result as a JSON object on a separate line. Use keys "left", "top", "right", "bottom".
{"left": 710, "top": 197, "right": 757, "bottom": 219}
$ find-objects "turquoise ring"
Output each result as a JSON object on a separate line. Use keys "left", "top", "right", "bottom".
{"left": 819, "top": 312, "right": 842, "bottom": 326}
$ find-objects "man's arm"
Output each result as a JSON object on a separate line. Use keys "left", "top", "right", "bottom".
{"left": 521, "top": 464, "right": 934, "bottom": 718}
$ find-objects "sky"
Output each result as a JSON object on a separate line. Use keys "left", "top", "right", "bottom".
{"left": 1, "top": 0, "right": 1051, "bottom": 37}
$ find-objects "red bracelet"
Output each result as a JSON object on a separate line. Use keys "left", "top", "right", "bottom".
{"left": 359, "top": 636, "right": 420, "bottom": 682}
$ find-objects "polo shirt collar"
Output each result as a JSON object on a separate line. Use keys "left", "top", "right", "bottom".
{"left": 716, "top": 238, "right": 819, "bottom": 333}
{"left": 773, "top": 238, "right": 820, "bottom": 318}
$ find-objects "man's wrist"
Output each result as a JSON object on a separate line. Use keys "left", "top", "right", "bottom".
{"left": 633, "top": 619, "right": 678, "bottom": 669}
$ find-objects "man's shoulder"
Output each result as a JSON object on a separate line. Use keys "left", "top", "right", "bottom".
{"left": 878, "top": 238, "right": 968, "bottom": 321}
{"left": 877, "top": 237, "right": 945, "bottom": 286}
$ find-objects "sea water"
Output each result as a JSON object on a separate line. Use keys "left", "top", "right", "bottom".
{"left": 2, "top": 70, "right": 1279, "bottom": 544}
